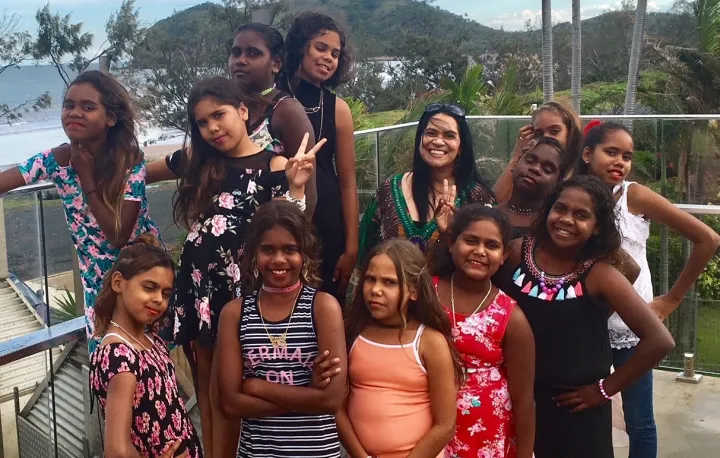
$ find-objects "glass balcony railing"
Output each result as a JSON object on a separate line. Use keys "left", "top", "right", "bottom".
{"left": 0, "top": 114, "right": 719, "bottom": 457}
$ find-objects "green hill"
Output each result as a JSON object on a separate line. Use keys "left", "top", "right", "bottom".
{"left": 133, "top": 0, "right": 698, "bottom": 88}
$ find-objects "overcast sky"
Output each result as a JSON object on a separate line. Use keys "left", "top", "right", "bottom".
{"left": 1, "top": 0, "right": 675, "bottom": 56}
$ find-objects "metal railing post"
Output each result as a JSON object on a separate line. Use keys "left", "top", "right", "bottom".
{"left": 375, "top": 131, "right": 381, "bottom": 188}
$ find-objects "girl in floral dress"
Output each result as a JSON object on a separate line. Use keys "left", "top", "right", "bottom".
{"left": 89, "top": 235, "right": 201, "bottom": 458}
{"left": 169, "top": 76, "right": 320, "bottom": 457}
{"left": 433, "top": 204, "right": 536, "bottom": 458}
{"left": 0, "top": 70, "right": 159, "bottom": 354}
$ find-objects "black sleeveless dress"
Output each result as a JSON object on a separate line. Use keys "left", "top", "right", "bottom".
{"left": 499, "top": 236, "right": 613, "bottom": 458}
{"left": 279, "top": 78, "right": 345, "bottom": 300}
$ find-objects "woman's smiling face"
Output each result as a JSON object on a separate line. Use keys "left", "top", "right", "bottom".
{"left": 419, "top": 113, "right": 461, "bottom": 170}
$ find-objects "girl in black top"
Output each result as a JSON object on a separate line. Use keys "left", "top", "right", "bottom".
{"left": 148, "top": 23, "right": 318, "bottom": 215}
{"left": 497, "top": 137, "right": 566, "bottom": 239}
{"left": 278, "top": 12, "right": 359, "bottom": 302}
{"left": 494, "top": 175, "right": 674, "bottom": 458}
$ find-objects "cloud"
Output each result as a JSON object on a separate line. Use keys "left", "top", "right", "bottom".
{"left": 478, "top": 1, "right": 672, "bottom": 31}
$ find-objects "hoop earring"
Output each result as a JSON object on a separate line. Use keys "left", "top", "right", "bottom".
{"left": 252, "top": 257, "right": 259, "bottom": 281}
{"left": 301, "top": 259, "right": 309, "bottom": 282}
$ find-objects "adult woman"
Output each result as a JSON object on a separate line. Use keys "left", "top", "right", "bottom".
{"left": 358, "top": 103, "right": 495, "bottom": 265}
{"left": 277, "top": 12, "right": 358, "bottom": 301}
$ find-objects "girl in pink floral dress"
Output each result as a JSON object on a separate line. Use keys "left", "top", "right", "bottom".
{"left": 90, "top": 236, "right": 202, "bottom": 458}
{"left": 433, "top": 204, "right": 536, "bottom": 458}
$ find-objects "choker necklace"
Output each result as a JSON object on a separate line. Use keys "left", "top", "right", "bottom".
{"left": 373, "top": 320, "right": 404, "bottom": 330}
{"left": 509, "top": 203, "right": 535, "bottom": 216}
{"left": 260, "top": 87, "right": 274, "bottom": 96}
{"left": 261, "top": 281, "right": 302, "bottom": 294}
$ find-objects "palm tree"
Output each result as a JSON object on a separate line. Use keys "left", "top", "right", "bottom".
{"left": 623, "top": 0, "right": 648, "bottom": 129}
{"left": 542, "top": 0, "right": 554, "bottom": 102}
{"left": 571, "top": 0, "right": 582, "bottom": 113}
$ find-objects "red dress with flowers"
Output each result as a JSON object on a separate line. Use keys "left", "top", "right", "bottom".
{"left": 90, "top": 336, "right": 202, "bottom": 457}
{"left": 435, "top": 278, "right": 517, "bottom": 458}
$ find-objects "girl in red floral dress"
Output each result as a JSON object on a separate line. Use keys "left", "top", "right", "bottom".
{"left": 433, "top": 204, "right": 536, "bottom": 458}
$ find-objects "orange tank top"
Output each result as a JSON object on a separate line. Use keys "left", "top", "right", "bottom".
{"left": 346, "top": 324, "right": 442, "bottom": 458}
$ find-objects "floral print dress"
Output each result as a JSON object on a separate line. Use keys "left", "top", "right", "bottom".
{"left": 172, "top": 148, "right": 287, "bottom": 346}
{"left": 19, "top": 149, "right": 160, "bottom": 354}
{"left": 434, "top": 277, "right": 517, "bottom": 458}
{"left": 90, "top": 334, "right": 203, "bottom": 457}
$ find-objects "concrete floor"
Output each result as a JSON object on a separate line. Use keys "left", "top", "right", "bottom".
{"left": 614, "top": 369, "right": 720, "bottom": 457}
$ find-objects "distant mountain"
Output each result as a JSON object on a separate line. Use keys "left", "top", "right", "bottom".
{"left": 134, "top": 0, "right": 698, "bottom": 87}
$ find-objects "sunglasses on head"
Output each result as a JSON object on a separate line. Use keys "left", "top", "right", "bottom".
{"left": 424, "top": 103, "right": 465, "bottom": 117}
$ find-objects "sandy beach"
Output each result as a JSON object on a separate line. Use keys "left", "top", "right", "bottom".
{"left": 143, "top": 143, "right": 184, "bottom": 162}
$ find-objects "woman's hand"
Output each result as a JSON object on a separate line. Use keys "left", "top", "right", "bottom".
{"left": 70, "top": 142, "right": 96, "bottom": 192}
{"left": 435, "top": 179, "right": 457, "bottom": 234}
{"left": 286, "top": 133, "right": 326, "bottom": 191}
{"left": 552, "top": 383, "right": 608, "bottom": 413}
{"left": 311, "top": 350, "right": 342, "bottom": 389}
{"left": 159, "top": 440, "right": 187, "bottom": 458}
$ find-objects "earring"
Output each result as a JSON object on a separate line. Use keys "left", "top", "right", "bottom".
{"left": 301, "top": 262, "right": 309, "bottom": 282}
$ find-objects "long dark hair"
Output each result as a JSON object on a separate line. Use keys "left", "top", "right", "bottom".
{"left": 575, "top": 122, "right": 632, "bottom": 176}
{"left": 412, "top": 106, "right": 492, "bottom": 224}
{"left": 282, "top": 11, "right": 352, "bottom": 89}
{"left": 530, "top": 175, "right": 621, "bottom": 262}
{"left": 68, "top": 70, "right": 141, "bottom": 236}
{"left": 346, "top": 238, "right": 465, "bottom": 386}
{"left": 233, "top": 23, "right": 285, "bottom": 80}
{"left": 94, "top": 234, "right": 175, "bottom": 337}
{"left": 240, "top": 200, "right": 321, "bottom": 291}
{"left": 432, "top": 205, "right": 512, "bottom": 277}
{"left": 532, "top": 101, "right": 583, "bottom": 175}
{"left": 173, "top": 77, "right": 253, "bottom": 229}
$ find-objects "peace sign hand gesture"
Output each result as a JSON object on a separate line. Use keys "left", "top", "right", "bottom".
{"left": 286, "top": 133, "right": 326, "bottom": 191}
{"left": 435, "top": 179, "right": 457, "bottom": 235}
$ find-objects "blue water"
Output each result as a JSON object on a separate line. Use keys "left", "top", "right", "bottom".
{"left": 0, "top": 64, "right": 97, "bottom": 166}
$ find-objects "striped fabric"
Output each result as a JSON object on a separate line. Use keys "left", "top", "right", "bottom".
{"left": 238, "top": 285, "right": 340, "bottom": 457}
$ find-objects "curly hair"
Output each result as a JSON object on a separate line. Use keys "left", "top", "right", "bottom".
{"left": 532, "top": 101, "right": 583, "bottom": 176}
{"left": 281, "top": 11, "right": 353, "bottom": 89}
{"left": 432, "top": 205, "right": 512, "bottom": 277}
{"left": 346, "top": 238, "right": 465, "bottom": 386}
{"left": 68, "top": 70, "right": 141, "bottom": 238}
{"left": 530, "top": 175, "right": 622, "bottom": 263}
{"left": 93, "top": 234, "right": 175, "bottom": 337}
{"left": 240, "top": 200, "right": 322, "bottom": 291}
{"left": 574, "top": 122, "right": 632, "bottom": 176}
{"left": 173, "top": 77, "right": 257, "bottom": 229}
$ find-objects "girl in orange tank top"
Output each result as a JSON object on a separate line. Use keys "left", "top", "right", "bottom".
{"left": 337, "top": 238, "right": 464, "bottom": 458}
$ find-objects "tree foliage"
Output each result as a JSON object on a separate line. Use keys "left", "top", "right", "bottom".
{"left": 0, "top": 10, "right": 51, "bottom": 122}
{"left": 32, "top": 0, "right": 144, "bottom": 86}
{"left": 132, "top": 1, "right": 284, "bottom": 132}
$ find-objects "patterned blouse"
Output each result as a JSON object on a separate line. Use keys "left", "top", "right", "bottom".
{"left": 19, "top": 149, "right": 160, "bottom": 353}
{"left": 358, "top": 173, "right": 494, "bottom": 265}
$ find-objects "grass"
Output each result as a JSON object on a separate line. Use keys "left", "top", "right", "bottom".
{"left": 697, "top": 303, "right": 720, "bottom": 373}
{"left": 363, "top": 110, "right": 406, "bottom": 129}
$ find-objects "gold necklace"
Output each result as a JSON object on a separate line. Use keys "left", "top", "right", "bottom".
{"left": 449, "top": 274, "right": 493, "bottom": 327}
{"left": 110, "top": 320, "right": 149, "bottom": 350}
{"left": 257, "top": 286, "right": 302, "bottom": 348}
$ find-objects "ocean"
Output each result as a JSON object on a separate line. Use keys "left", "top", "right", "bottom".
{"left": 0, "top": 64, "right": 182, "bottom": 167}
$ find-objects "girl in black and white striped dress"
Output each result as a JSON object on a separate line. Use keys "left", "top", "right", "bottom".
{"left": 216, "top": 200, "right": 347, "bottom": 457}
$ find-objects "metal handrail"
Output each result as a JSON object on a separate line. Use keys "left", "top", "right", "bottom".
{"left": 0, "top": 317, "right": 84, "bottom": 366}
